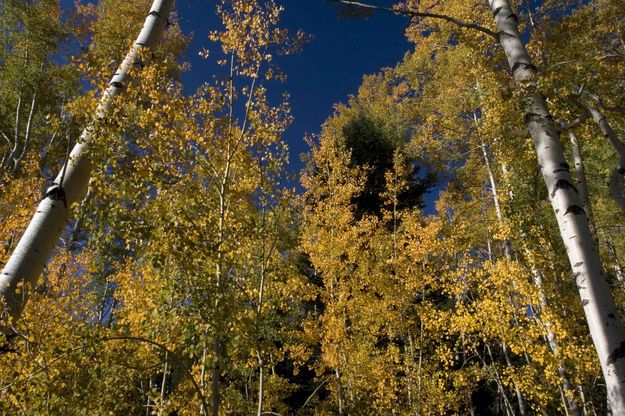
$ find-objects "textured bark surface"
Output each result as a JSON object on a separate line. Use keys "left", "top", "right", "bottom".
{"left": 489, "top": 0, "right": 625, "bottom": 412}
{"left": 568, "top": 130, "right": 595, "bottom": 230}
{"left": 0, "top": 0, "right": 174, "bottom": 325}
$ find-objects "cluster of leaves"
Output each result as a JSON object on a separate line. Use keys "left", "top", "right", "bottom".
{"left": 302, "top": 0, "right": 625, "bottom": 414}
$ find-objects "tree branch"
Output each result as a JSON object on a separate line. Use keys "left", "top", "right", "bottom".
{"left": 556, "top": 113, "right": 590, "bottom": 131}
{"left": 332, "top": 0, "right": 499, "bottom": 40}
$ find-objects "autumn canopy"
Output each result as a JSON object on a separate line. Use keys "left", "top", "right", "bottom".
{"left": 1, "top": 0, "right": 625, "bottom": 415}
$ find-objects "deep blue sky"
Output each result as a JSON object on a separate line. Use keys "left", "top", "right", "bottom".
{"left": 175, "top": 0, "right": 411, "bottom": 171}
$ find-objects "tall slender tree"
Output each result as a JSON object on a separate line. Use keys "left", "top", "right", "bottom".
{"left": 0, "top": 0, "right": 174, "bottom": 328}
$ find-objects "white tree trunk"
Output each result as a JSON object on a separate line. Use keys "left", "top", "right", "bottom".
{"left": 489, "top": 0, "right": 625, "bottom": 412}
{"left": 568, "top": 130, "right": 596, "bottom": 238}
{"left": 480, "top": 141, "right": 514, "bottom": 259}
{"left": 256, "top": 353, "right": 264, "bottom": 416}
{"left": 0, "top": 0, "right": 174, "bottom": 325}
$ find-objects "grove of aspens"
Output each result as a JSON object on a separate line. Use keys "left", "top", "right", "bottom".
{"left": 1, "top": 0, "right": 625, "bottom": 414}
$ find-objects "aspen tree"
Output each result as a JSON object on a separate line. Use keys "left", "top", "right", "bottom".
{"left": 489, "top": 0, "right": 625, "bottom": 411}
{"left": 0, "top": 0, "right": 174, "bottom": 326}
{"left": 0, "top": 0, "right": 68, "bottom": 177}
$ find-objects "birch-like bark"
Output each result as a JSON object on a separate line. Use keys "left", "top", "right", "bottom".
{"left": 483, "top": 153, "right": 534, "bottom": 415}
{"left": 6, "top": 93, "right": 23, "bottom": 169}
{"left": 160, "top": 351, "right": 169, "bottom": 406}
{"left": 567, "top": 112, "right": 625, "bottom": 282}
{"left": 568, "top": 130, "right": 597, "bottom": 240}
{"left": 335, "top": 367, "right": 344, "bottom": 415}
{"left": 0, "top": 0, "right": 174, "bottom": 326}
{"left": 200, "top": 336, "right": 207, "bottom": 415}
{"left": 211, "top": 172, "right": 229, "bottom": 416}
{"left": 489, "top": 0, "right": 625, "bottom": 411}
{"left": 68, "top": 179, "right": 94, "bottom": 250}
{"left": 1, "top": 93, "right": 21, "bottom": 171}
{"left": 256, "top": 203, "right": 268, "bottom": 416}
{"left": 480, "top": 141, "right": 513, "bottom": 259}
{"left": 256, "top": 353, "right": 264, "bottom": 416}
{"left": 481, "top": 143, "right": 528, "bottom": 415}
{"left": 483, "top": 342, "right": 515, "bottom": 416}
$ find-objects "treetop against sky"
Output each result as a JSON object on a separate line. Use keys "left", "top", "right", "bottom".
{"left": 63, "top": 0, "right": 414, "bottom": 193}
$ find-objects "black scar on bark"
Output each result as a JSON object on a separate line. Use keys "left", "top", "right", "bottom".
{"left": 582, "top": 299, "right": 590, "bottom": 306}
{"left": 45, "top": 185, "right": 67, "bottom": 209}
{"left": 574, "top": 262, "right": 584, "bottom": 267}
{"left": 132, "top": 58, "right": 146, "bottom": 69}
{"left": 545, "top": 131, "right": 560, "bottom": 142}
{"left": 492, "top": 6, "right": 504, "bottom": 16}
{"left": 554, "top": 162, "right": 571, "bottom": 174}
{"left": 564, "top": 205, "right": 586, "bottom": 216}
{"left": 110, "top": 81, "right": 125, "bottom": 90}
{"left": 551, "top": 179, "right": 578, "bottom": 198}
{"left": 607, "top": 342, "right": 625, "bottom": 365}
{"left": 525, "top": 112, "right": 549, "bottom": 124}
{"left": 498, "top": 31, "right": 519, "bottom": 40}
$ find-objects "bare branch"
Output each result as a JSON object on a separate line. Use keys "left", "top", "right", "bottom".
{"left": 556, "top": 113, "right": 590, "bottom": 130}
{"left": 332, "top": 0, "right": 498, "bottom": 40}
{"left": 0, "top": 130, "right": 12, "bottom": 147}
{"left": 0, "top": 130, "right": 13, "bottom": 169}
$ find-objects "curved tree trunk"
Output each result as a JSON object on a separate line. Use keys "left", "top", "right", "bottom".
{"left": 0, "top": 0, "right": 174, "bottom": 326}
{"left": 489, "top": 0, "right": 625, "bottom": 412}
